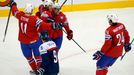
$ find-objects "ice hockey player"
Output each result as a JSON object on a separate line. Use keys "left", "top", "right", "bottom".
{"left": 93, "top": 14, "right": 131, "bottom": 75}
{"left": 52, "top": 3, "right": 73, "bottom": 50}
{"left": 36, "top": 0, "right": 69, "bottom": 51}
{"left": 36, "top": 0, "right": 55, "bottom": 41}
{"left": 8, "top": 0, "right": 62, "bottom": 75}
{"left": 36, "top": 0, "right": 54, "bottom": 23}
{"left": 38, "top": 33, "right": 59, "bottom": 75}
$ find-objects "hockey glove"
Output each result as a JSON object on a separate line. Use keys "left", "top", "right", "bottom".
{"left": 67, "top": 30, "right": 73, "bottom": 40}
{"left": 93, "top": 51, "right": 104, "bottom": 60}
{"left": 52, "top": 22, "right": 62, "bottom": 30}
{"left": 124, "top": 43, "right": 131, "bottom": 52}
{"left": 8, "top": 0, "right": 16, "bottom": 7}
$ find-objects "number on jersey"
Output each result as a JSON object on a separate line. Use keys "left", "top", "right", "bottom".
{"left": 53, "top": 50, "right": 58, "bottom": 63}
{"left": 20, "top": 22, "right": 27, "bottom": 34}
{"left": 116, "top": 32, "right": 124, "bottom": 46}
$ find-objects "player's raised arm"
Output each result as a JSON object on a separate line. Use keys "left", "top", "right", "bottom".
{"left": 37, "top": 17, "right": 63, "bottom": 33}
{"left": 8, "top": 0, "right": 25, "bottom": 19}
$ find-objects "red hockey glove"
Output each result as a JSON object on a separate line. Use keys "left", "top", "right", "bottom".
{"left": 124, "top": 43, "right": 131, "bottom": 52}
{"left": 93, "top": 51, "right": 104, "bottom": 60}
{"left": 67, "top": 30, "right": 73, "bottom": 40}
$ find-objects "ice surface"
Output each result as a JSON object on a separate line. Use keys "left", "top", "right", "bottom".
{"left": 0, "top": 8, "right": 134, "bottom": 75}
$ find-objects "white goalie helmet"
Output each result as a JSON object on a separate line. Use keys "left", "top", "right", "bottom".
{"left": 24, "top": 3, "right": 34, "bottom": 14}
{"left": 43, "top": 0, "right": 53, "bottom": 7}
{"left": 107, "top": 14, "right": 118, "bottom": 23}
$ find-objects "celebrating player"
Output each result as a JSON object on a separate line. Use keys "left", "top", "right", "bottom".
{"left": 93, "top": 14, "right": 131, "bottom": 75}
{"left": 8, "top": 0, "right": 61, "bottom": 75}
{"left": 52, "top": 3, "right": 73, "bottom": 50}
{"left": 36, "top": 0, "right": 54, "bottom": 23}
{"left": 36, "top": 0, "right": 55, "bottom": 41}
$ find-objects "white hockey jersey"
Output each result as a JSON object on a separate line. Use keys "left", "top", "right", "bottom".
{"left": 39, "top": 41, "right": 57, "bottom": 55}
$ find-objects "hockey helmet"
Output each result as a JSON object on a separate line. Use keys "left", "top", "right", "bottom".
{"left": 24, "top": 3, "right": 34, "bottom": 14}
{"left": 43, "top": 0, "right": 53, "bottom": 7}
{"left": 107, "top": 14, "right": 118, "bottom": 23}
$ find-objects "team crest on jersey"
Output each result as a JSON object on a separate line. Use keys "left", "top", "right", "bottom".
{"left": 39, "top": 46, "right": 47, "bottom": 55}
{"left": 0, "top": 0, "right": 10, "bottom": 7}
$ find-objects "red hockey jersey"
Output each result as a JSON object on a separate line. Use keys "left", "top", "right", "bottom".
{"left": 53, "top": 12, "right": 71, "bottom": 39}
{"left": 36, "top": 4, "right": 54, "bottom": 39}
{"left": 101, "top": 23, "right": 130, "bottom": 57}
{"left": 11, "top": 5, "right": 52, "bottom": 44}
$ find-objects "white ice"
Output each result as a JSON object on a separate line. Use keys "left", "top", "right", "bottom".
{"left": 0, "top": 7, "right": 134, "bottom": 75}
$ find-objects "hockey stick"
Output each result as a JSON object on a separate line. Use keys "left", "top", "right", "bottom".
{"left": 71, "top": 0, "right": 73, "bottom": 11}
{"left": 62, "top": 29, "right": 86, "bottom": 53}
{"left": 3, "top": 7, "right": 12, "bottom": 42}
{"left": 120, "top": 38, "right": 134, "bottom": 60}
{"left": 59, "top": 0, "right": 67, "bottom": 10}
{"left": 59, "top": 0, "right": 86, "bottom": 53}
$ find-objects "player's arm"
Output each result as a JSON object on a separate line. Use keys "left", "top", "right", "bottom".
{"left": 63, "top": 21, "right": 71, "bottom": 32}
{"left": 8, "top": 0, "right": 17, "bottom": 16}
{"left": 123, "top": 27, "right": 131, "bottom": 52}
{"left": 39, "top": 4, "right": 45, "bottom": 14}
{"left": 101, "top": 30, "right": 112, "bottom": 54}
{"left": 124, "top": 28, "right": 130, "bottom": 44}
{"left": 41, "top": 12, "right": 54, "bottom": 22}
{"left": 35, "top": 4, "right": 44, "bottom": 18}
{"left": 9, "top": 1, "right": 23, "bottom": 19}
{"left": 36, "top": 18, "right": 61, "bottom": 32}
{"left": 62, "top": 15, "right": 73, "bottom": 40}
{"left": 61, "top": 14, "right": 70, "bottom": 31}
{"left": 93, "top": 30, "right": 112, "bottom": 60}
{"left": 36, "top": 18, "right": 52, "bottom": 32}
